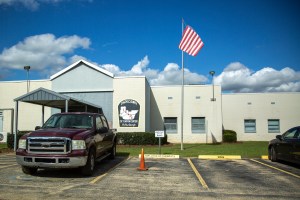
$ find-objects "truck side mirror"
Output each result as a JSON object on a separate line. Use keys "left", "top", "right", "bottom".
{"left": 35, "top": 126, "right": 41, "bottom": 130}
{"left": 98, "top": 127, "right": 108, "bottom": 133}
{"left": 276, "top": 135, "right": 283, "bottom": 141}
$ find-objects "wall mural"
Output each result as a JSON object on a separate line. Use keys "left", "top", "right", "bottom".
{"left": 118, "top": 99, "right": 140, "bottom": 127}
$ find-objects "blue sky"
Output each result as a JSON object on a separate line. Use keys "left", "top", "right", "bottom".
{"left": 0, "top": 0, "right": 300, "bottom": 92}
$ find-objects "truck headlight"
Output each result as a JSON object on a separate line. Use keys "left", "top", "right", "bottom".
{"left": 72, "top": 140, "right": 86, "bottom": 150}
{"left": 18, "top": 139, "right": 26, "bottom": 149}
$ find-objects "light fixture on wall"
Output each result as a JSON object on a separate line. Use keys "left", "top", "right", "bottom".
{"left": 24, "top": 66, "right": 30, "bottom": 93}
{"left": 209, "top": 70, "right": 216, "bottom": 101}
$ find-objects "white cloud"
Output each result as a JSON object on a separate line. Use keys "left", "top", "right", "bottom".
{"left": 101, "top": 55, "right": 208, "bottom": 86}
{"left": 131, "top": 55, "right": 150, "bottom": 74}
{"left": 0, "top": 0, "right": 79, "bottom": 10}
{"left": 214, "top": 62, "right": 300, "bottom": 92}
{"left": 2, "top": 33, "right": 298, "bottom": 92}
{"left": 0, "top": 0, "right": 39, "bottom": 10}
{"left": 0, "top": 33, "right": 91, "bottom": 72}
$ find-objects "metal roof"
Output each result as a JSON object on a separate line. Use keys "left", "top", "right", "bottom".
{"left": 14, "top": 87, "right": 103, "bottom": 113}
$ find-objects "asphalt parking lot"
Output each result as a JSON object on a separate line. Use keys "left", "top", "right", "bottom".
{"left": 0, "top": 154, "right": 300, "bottom": 200}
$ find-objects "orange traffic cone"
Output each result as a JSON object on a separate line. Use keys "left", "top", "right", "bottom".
{"left": 137, "top": 148, "right": 148, "bottom": 171}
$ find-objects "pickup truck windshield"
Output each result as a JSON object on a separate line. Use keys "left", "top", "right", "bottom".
{"left": 43, "top": 114, "right": 93, "bottom": 129}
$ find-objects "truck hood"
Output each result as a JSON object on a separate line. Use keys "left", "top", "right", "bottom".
{"left": 26, "top": 128, "right": 90, "bottom": 139}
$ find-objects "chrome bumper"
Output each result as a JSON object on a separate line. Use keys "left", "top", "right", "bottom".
{"left": 16, "top": 155, "right": 88, "bottom": 168}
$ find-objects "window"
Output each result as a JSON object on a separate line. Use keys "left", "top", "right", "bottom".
{"left": 164, "top": 117, "right": 177, "bottom": 134}
{"left": 268, "top": 119, "right": 280, "bottom": 133}
{"left": 96, "top": 116, "right": 104, "bottom": 130}
{"left": 283, "top": 127, "right": 299, "bottom": 139}
{"left": 244, "top": 119, "right": 256, "bottom": 133}
{"left": 191, "top": 117, "right": 205, "bottom": 133}
{"left": 100, "top": 116, "right": 108, "bottom": 128}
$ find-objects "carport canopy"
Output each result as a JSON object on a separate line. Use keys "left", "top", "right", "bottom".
{"left": 13, "top": 87, "right": 103, "bottom": 150}
{"left": 14, "top": 87, "right": 103, "bottom": 113}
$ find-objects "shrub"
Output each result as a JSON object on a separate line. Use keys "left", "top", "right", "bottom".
{"left": 117, "top": 132, "right": 168, "bottom": 145}
{"left": 7, "top": 131, "right": 32, "bottom": 149}
{"left": 223, "top": 130, "right": 237, "bottom": 143}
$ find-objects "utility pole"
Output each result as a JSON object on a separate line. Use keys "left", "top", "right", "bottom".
{"left": 24, "top": 66, "right": 30, "bottom": 93}
{"left": 209, "top": 71, "right": 215, "bottom": 101}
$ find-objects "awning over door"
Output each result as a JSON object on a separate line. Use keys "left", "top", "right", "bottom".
{"left": 14, "top": 87, "right": 103, "bottom": 113}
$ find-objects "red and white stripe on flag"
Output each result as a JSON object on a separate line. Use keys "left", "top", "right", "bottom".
{"left": 179, "top": 25, "right": 204, "bottom": 56}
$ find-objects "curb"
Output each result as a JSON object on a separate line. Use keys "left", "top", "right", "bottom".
{"left": 198, "top": 155, "right": 241, "bottom": 160}
{"left": 261, "top": 155, "right": 268, "bottom": 160}
{"left": 139, "top": 154, "right": 180, "bottom": 159}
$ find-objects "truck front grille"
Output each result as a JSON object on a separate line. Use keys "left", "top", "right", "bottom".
{"left": 27, "top": 137, "right": 71, "bottom": 154}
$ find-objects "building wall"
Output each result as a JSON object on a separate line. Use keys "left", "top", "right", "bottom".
{"left": 51, "top": 62, "right": 114, "bottom": 124}
{"left": 113, "top": 77, "right": 149, "bottom": 132}
{"left": 222, "top": 93, "right": 300, "bottom": 141}
{"left": 0, "top": 80, "right": 52, "bottom": 132}
{"left": 52, "top": 63, "right": 113, "bottom": 92}
{"left": 150, "top": 85, "right": 223, "bottom": 143}
{"left": 61, "top": 92, "right": 113, "bottom": 124}
{"left": 1, "top": 60, "right": 300, "bottom": 144}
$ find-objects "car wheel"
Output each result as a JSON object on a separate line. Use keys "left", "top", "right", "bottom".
{"left": 81, "top": 148, "right": 95, "bottom": 176}
{"left": 22, "top": 166, "right": 38, "bottom": 175}
{"left": 109, "top": 142, "right": 116, "bottom": 160}
{"left": 270, "top": 146, "right": 277, "bottom": 162}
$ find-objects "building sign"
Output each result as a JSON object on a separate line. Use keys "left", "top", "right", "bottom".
{"left": 118, "top": 99, "right": 140, "bottom": 127}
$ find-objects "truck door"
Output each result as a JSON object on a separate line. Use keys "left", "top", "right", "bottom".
{"left": 95, "top": 116, "right": 106, "bottom": 157}
{"left": 101, "top": 115, "right": 114, "bottom": 150}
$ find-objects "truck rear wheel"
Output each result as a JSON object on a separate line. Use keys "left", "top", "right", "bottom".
{"left": 22, "top": 166, "right": 38, "bottom": 175}
{"left": 81, "top": 148, "right": 95, "bottom": 176}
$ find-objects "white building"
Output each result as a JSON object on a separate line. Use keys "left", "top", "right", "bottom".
{"left": 0, "top": 60, "right": 299, "bottom": 143}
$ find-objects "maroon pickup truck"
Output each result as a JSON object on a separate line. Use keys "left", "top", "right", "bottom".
{"left": 16, "top": 112, "right": 117, "bottom": 176}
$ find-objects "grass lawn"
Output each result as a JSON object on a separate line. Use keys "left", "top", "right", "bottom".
{"left": 117, "top": 141, "right": 269, "bottom": 158}
{"left": 0, "top": 143, "right": 12, "bottom": 154}
{"left": 0, "top": 142, "right": 269, "bottom": 158}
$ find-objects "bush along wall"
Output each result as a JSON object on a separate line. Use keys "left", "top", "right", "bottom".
{"left": 223, "top": 130, "right": 237, "bottom": 143}
{"left": 7, "top": 131, "right": 32, "bottom": 149}
{"left": 117, "top": 132, "right": 168, "bottom": 145}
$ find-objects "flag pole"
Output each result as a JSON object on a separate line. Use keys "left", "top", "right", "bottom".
{"left": 181, "top": 19, "right": 184, "bottom": 151}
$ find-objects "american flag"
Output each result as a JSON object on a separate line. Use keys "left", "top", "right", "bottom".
{"left": 179, "top": 25, "right": 204, "bottom": 56}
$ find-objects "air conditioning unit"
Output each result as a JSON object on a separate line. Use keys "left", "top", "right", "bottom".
{"left": 0, "top": 132, "right": 7, "bottom": 143}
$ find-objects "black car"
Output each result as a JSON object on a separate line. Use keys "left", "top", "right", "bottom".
{"left": 268, "top": 126, "right": 300, "bottom": 165}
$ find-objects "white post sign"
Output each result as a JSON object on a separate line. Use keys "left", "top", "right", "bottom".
{"left": 155, "top": 130, "right": 165, "bottom": 138}
{"left": 155, "top": 130, "right": 165, "bottom": 154}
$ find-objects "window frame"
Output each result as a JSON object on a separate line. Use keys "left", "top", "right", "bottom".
{"left": 244, "top": 119, "right": 256, "bottom": 133}
{"left": 164, "top": 117, "right": 177, "bottom": 134}
{"left": 268, "top": 119, "right": 280, "bottom": 133}
{"left": 191, "top": 117, "right": 206, "bottom": 134}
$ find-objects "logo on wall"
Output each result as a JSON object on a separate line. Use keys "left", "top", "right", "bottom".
{"left": 118, "top": 99, "right": 140, "bottom": 127}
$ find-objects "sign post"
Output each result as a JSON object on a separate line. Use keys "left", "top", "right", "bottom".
{"left": 155, "top": 130, "right": 165, "bottom": 154}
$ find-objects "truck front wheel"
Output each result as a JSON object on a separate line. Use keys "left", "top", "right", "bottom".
{"left": 22, "top": 166, "right": 38, "bottom": 175}
{"left": 81, "top": 148, "right": 95, "bottom": 176}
